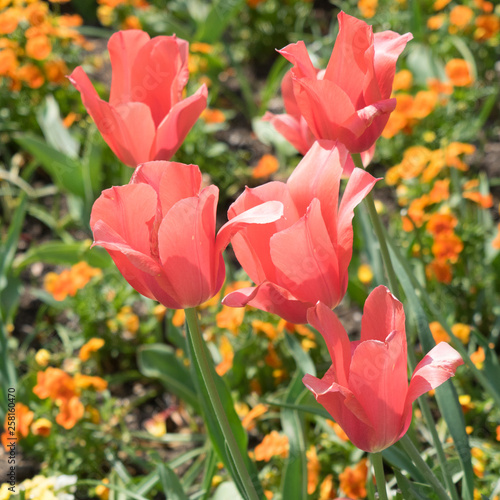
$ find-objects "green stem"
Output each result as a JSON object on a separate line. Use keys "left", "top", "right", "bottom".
{"left": 184, "top": 308, "right": 260, "bottom": 500}
{"left": 371, "top": 452, "right": 390, "bottom": 500}
{"left": 399, "top": 435, "right": 452, "bottom": 500}
{"left": 351, "top": 153, "right": 400, "bottom": 296}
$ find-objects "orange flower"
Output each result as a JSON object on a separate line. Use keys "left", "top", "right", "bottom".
{"left": 201, "top": 108, "right": 226, "bottom": 124}
{"left": 215, "top": 336, "right": 234, "bottom": 376}
{"left": 492, "top": 223, "right": 500, "bottom": 249}
{"left": 74, "top": 374, "right": 108, "bottom": 391}
{"left": 463, "top": 191, "right": 493, "bottom": 209}
{"left": 449, "top": 5, "right": 474, "bottom": 29}
{"left": 400, "top": 146, "right": 431, "bottom": 179}
{"left": 0, "top": 8, "right": 21, "bottom": 34}
{"left": 26, "top": 34, "right": 52, "bottom": 60}
{"left": 327, "top": 420, "right": 350, "bottom": 441}
{"left": 306, "top": 446, "right": 321, "bottom": 494}
{"left": 95, "top": 479, "right": 110, "bottom": 500}
{"left": 432, "top": 232, "right": 463, "bottom": 262}
{"left": 44, "top": 58, "right": 69, "bottom": 84}
{"left": 265, "top": 342, "right": 282, "bottom": 369}
{"left": 382, "top": 110, "right": 408, "bottom": 138}
{"left": 56, "top": 13, "right": 84, "bottom": 27}
{"left": 410, "top": 90, "right": 438, "bottom": 119}
{"left": 470, "top": 347, "right": 485, "bottom": 369}
{"left": 122, "top": 15, "right": 141, "bottom": 29}
{"left": 252, "top": 154, "right": 279, "bottom": 179}
{"left": 252, "top": 320, "right": 278, "bottom": 340}
{"left": 254, "top": 431, "right": 289, "bottom": 461}
{"left": 44, "top": 262, "right": 102, "bottom": 301}
{"left": 216, "top": 305, "right": 245, "bottom": 334}
{"left": 116, "top": 306, "right": 139, "bottom": 334}
{"left": 445, "top": 142, "right": 475, "bottom": 170}
{"left": 339, "top": 458, "right": 368, "bottom": 499}
{"left": 433, "top": 0, "right": 451, "bottom": 9}
{"left": 426, "top": 213, "right": 457, "bottom": 236}
{"left": 358, "top": 0, "right": 378, "bottom": 19}
{"left": 496, "top": 425, "right": 500, "bottom": 441}
{"left": 16, "top": 63, "right": 44, "bottom": 88}
{"left": 475, "top": 14, "right": 500, "bottom": 40}
{"left": 426, "top": 259, "right": 452, "bottom": 284}
{"left": 319, "top": 475, "right": 335, "bottom": 500}
{"left": 427, "top": 78, "right": 453, "bottom": 95}
{"left": 25, "top": 1, "right": 49, "bottom": 26}
{"left": 408, "top": 195, "right": 430, "bottom": 227}
{"left": 474, "top": 0, "right": 493, "bottom": 12}
{"left": 446, "top": 59, "right": 473, "bottom": 87}
{"left": 241, "top": 403, "right": 268, "bottom": 431}
{"left": 429, "top": 179, "right": 450, "bottom": 204}
{"left": 0, "top": 48, "right": 18, "bottom": 76}
{"left": 172, "top": 309, "right": 185, "bottom": 327}
{"left": 1, "top": 402, "right": 34, "bottom": 451}
{"left": 33, "top": 367, "right": 77, "bottom": 401}
{"left": 429, "top": 321, "right": 451, "bottom": 344}
{"left": 56, "top": 395, "right": 85, "bottom": 429}
{"left": 451, "top": 323, "right": 471, "bottom": 344}
{"left": 422, "top": 149, "right": 446, "bottom": 182}
{"left": 393, "top": 69, "right": 413, "bottom": 91}
{"left": 427, "top": 14, "right": 446, "bottom": 30}
{"left": 79, "top": 337, "right": 105, "bottom": 361}
{"left": 31, "top": 418, "right": 52, "bottom": 437}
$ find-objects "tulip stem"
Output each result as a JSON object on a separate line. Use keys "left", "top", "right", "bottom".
{"left": 399, "top": 434, "right": 452, "bottom": 500}
{"left": 184, "top": 308, "right": 260, "bottom": 500}
{"left": 370, "top": 452, "right": 390, "bottom": 500}
{"left": 351, "top": 153, "right": 400, "bottom": 296}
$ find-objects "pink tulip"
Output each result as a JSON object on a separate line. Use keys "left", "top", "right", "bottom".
{"left": 222, "top": 140, "right": 378, "bottom": 324}
{"left": 69, "top": 30, "right": 207, "bottom": 167}
{"left": 90, "top": 161, "right": 283, "bottom": 309}
{"left": 304, "top": 286, "right": 463, "bottom": 453}
{"left": 266, "top": 12, "right": 412, "bottom": 154}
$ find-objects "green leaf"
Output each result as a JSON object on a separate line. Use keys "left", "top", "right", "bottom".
{"left": 14, "top": 241, "right": 111, "bottom": 270}
{"left": 383, "top": 444, "right": 426, "bottom": 484}
{"left": 280, "top": 372, "right": 308, "bottom": 500}
{"left": 195, "top": 0, "right": 246, "bottom": 43}
{"left": 14, "top": 133, "right": 85, "bottom": 198}
{"left": 406, "top": 43, "right": 446, "bottom": 85}
{"left": 158, "top": 463, "right": 188, "bottom": 500}
{"left": 212, "top": 482, "right": 244, "bottom": 500}
{"left": 387, "top": 243, "right": 474, "bottom": 500}
{"left": 36, "top": 95, "right": 79, "bottom": 158}
{"left": 137, "top": 344, "right": 199, "bottom": 411}
{"left": 284, "top": 333, "right": 316, "bottom": 376}
{"left": 393, "top": 469, "right": 432, "bottom": 500}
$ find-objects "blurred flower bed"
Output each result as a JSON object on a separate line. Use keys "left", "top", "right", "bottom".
{"left": 0, "top": 0, "right": 500, "bottom": 499}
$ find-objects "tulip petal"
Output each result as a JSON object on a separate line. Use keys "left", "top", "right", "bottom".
{"left": 108, "top": 30, "right": 151, "bottom": 106}
{"left": 228, "top": 183, "right": 299, "bottom": 284}
{"left": 131, "top": 36, "right": 189, "bottom": 126}
{"left": 360, "top": 285, "right": 405, "bottom": 343}
{"left": 153, "top": 84, "right": 208, "bottom": 161}
{"left": 406, "top": 342, "right": 463, "bottom": 404}
{"left": 278, "top": 41, "right": 318, "bottom": 80}
{"left": 222, "top": 281, "right": 310, "bottom": 324}
{"left": 303, "top": 371, "right": 374, "bottom": 450}
{"left": 216, "top": 201, "right": 284, "bottom": 256}
{"left": 287, "top": 140, "right": 345, "bottom": 227}
{"left": 324, "top": 12, "right": 377, "bottom": 106}
{"left": 292, "top": 77, "right": 355, "bottom": 141}
{"left": 281, "top": 70, "right": 301, "bottom": 117}
{"left": 339, "top": 98, "right": 396, "bottom": 153}
{"left": 270, "top": 198, "right": 341, "bottom": 307}
{"left": 373, "top": 31, "right": 413, "bottom": 99}
{"left": 348, "top": 330, "right": 409, "bottom": 451}
{"left": 262, "top": 112, "right": 313, "bottom": 155}
{"left": 336, "top": 167, "right": 378, "bottom": 274}
{"left": 69, "top": 67, "right": 156, "bottom": 166}
{"left": 307, "top": 302, "right": 351, "bottom": 387}
{"left": 90, "top": 184, "right": 157, "bottom": 257}
{"left": 157, "top": 185, "right": 218, "bottom": 308}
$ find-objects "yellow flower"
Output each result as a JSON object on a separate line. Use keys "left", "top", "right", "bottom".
{"left": 357, "top": 263, "right": 373, "bottom": 285}
{"left": 31, "top": 418, "right": 52, "bottom": 437}
{"left": 35, "top": 348, "right": 50, "bottom": 367}
{"left": 452, "top": 323, "right": 471, "bottom": 344}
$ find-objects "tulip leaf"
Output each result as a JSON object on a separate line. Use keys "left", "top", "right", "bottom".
{"left": 137, "top": 344, "right": 199, "bottom": 411}
{"left": 14, "top": 133, "right": 86, "bottom": 198}
{"left": 383, "top": 445, "right": 426, "bottom": 484}
{"left": 284, "top": 332, "right": 316, "bottom": 377}
{"left": 393, "top": 469, "right": 432, "bottom": 500}
{"left": 280, "top": 372, "right": 308, "bottom": 500}
{"left": 157, "top": 463, "right": 188, "bottom": 500}
{"left": 212, "top": 482, "right": 244, "bottom": 500}
{"left": 387, "top": 243, "right": 474, "bottom": 500}
{"left": 14, "top": 241, "right": 111, "bottom": 270}
{"left": 195, "top": 0, "right": 246, "bottom": 43}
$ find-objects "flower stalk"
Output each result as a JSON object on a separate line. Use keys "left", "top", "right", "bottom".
{"left": 370, "top": 452, "right": 390, "bottom": 500}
